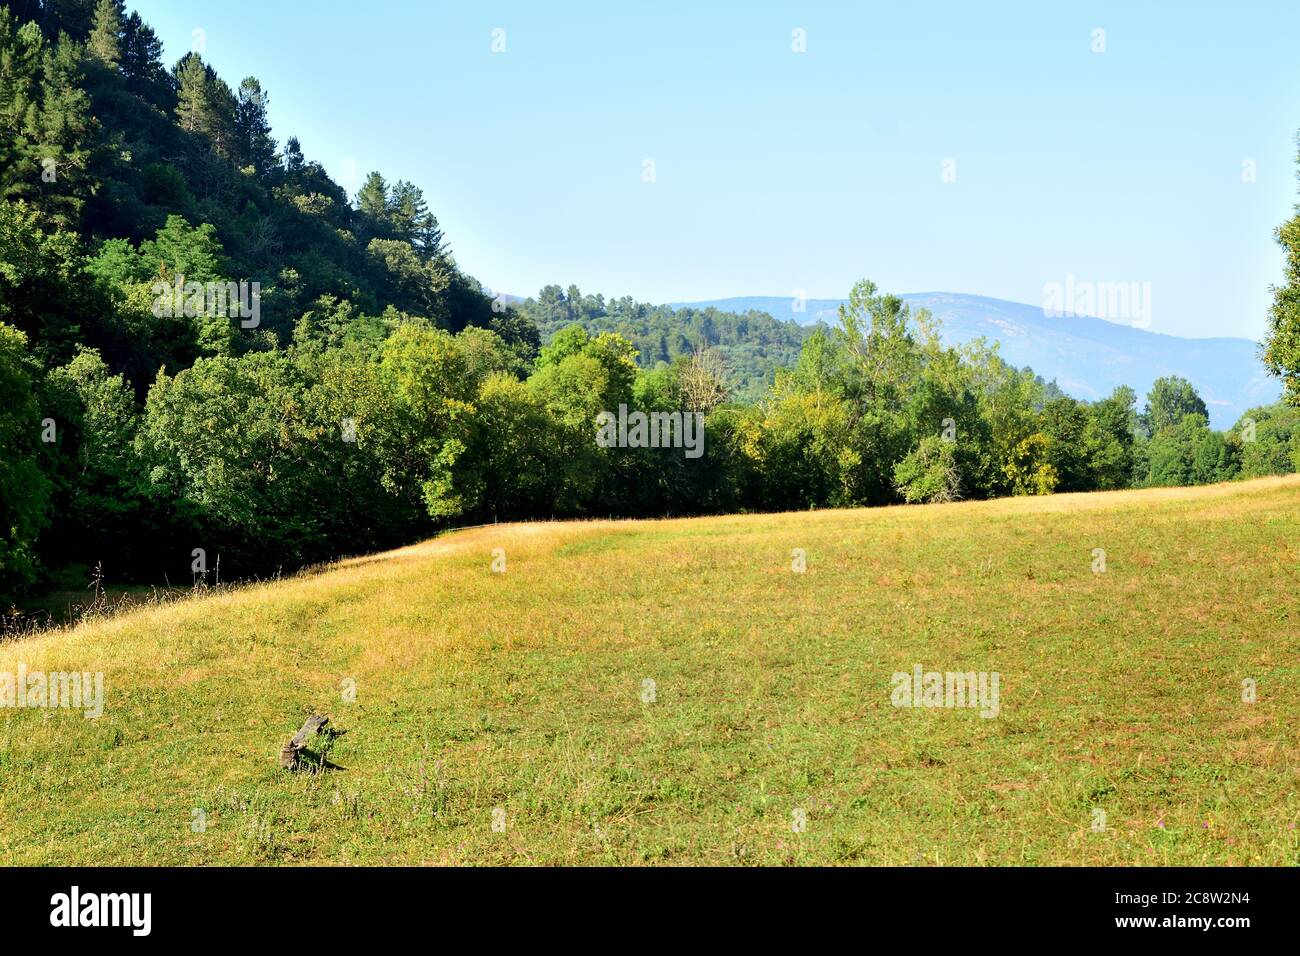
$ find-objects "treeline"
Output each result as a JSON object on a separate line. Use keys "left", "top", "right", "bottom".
{"left": 520, "top": 285, "right": 812, "bottom": 403}
{"left": 1, "top": 2, "right": 1295, "bottom": 607}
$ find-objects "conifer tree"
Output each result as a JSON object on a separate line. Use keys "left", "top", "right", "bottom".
{"left": 0, "top": 12, "right": 94, "bottom": 226}
{"left": 234, "top": 77, "right": 278, "bottom": 175}
{"left": 174, "top": 52, "right": 208, "bottom": 133}
{"left": 390, "top": 180, "right": 445, "bottom": 259}
{"left": 357, "top": 171, "right": 390, "bottom": 227}
{"left": 42, "top": 0, "right": 97, "bottom": 40}
{"left": 87, "top": 0, "right": 123, "bottom": 70}
{"left": 120, "top": 12, "right": 168, "bottom": 103}
{"left": 283, "top": 135, "right": 305, "bottom": 175}
{"left": 174, "top": 52, "right": 235, "bottom": 156}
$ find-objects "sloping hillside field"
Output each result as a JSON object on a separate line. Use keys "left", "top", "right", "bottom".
{"left": 2, "top": 478, "right": 1298, "bottom": 865}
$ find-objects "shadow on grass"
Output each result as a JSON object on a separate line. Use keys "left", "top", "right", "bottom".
{"left": 292, "top": 727, "right": 348, "bottom": 774}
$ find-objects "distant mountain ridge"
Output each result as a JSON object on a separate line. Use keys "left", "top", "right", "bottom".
{"left": 667, "top": 293, "right": 1278, "bottom": 429}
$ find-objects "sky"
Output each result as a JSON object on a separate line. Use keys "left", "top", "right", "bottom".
{"left": 131, "top": 1, "right": 1300, "bottom": 340}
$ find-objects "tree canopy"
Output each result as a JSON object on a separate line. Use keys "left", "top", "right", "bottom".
{"left": 0, "top": 1, "right": 1292, "bottom": 608}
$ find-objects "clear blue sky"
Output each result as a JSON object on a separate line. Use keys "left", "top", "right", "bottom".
{"left": 133, "top": 1, "right": 1300, "bottom": 339}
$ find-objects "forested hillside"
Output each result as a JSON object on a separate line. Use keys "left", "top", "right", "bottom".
{"left": 1, "top": 1, "right": 1296, "bottom": 610}
{"left": 520, "top": 285, "right": 812, "bottom": 403}
{"left": 675, "top": 293, "right": 1279, "bottom": 429}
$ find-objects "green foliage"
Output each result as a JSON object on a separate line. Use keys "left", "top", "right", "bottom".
{"left": 0, "top": 323, "right": 52, "bottom": 600}
{"left": 367, "top": 237, "right": 451, "bottom": 319}
{"left": 389, "top": 180, "right": 444, "bottom": 258}
{"left": 1230, "top": 403, "right": 1300, "bottom": 477}
{"left": 136, "top": 349, "right": 416, "bottom": 573}
{"left": 138, "top": 352, "right": 323, "bottom": 563}
{"left": 531, "top": 325, "right": 638, "bottom": 427}
{"left": 1082, "top": 386, "right": 1138, "bottom": 490}
{"left": 1141, "top": 375, "right": 1209, "bottom": 435}
{"left": 523, "top": 285, "right": 811, "bottom": 403}
{"left": 372, "top": 321, "right": 477, "bottom": 518}
{"left": 1144, "top": 414, "right": 1232, "bottom": 487}
{"left": 1003, "top": 433, "right": 1059, "bottom": 496}
{"left": 1039, "top": 396, "right": 1090, "bottom": 491}
{"left": 356, "top": 171, "right": 388, "bottom": 224}
{"left": 461, "top": 372, "right": 566, "bottom": 518}
{"left": 0, "top": 11, "right": 95, "bottom": 226}
{"left": 119, "top": 12, "right": 168, "bottom": 105}
{"left": 234, "top": 77, "right": 277, "bottom": 177}
{"left": 139, "top": 213, "right": 227, "bottom": 280}
{"left": 0, "top": 200, "right": 98, "bottom": 364}
{"left": 174, "top": 52, "right": 235, "bottom": 156}
{"left": 41, "top": 347, "right": 149, "bottom": 576}
{"left": 893, "top": 435, "right": 961, "bottom": 503}
{"left": 755, "top": 384, "right": 861, "bottom": 510}
{"left": 86, "top": 0, "right": 122, "bottom": 70}
{"left": 0, "top": 0, "right": 1282, "bottom": 605}
{"left": 1264, "top": 132, "right": 1300, "bottom": 406}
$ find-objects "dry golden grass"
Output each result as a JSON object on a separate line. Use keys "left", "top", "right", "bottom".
{"left": 1, "top": 476, "right": 1297, "bottom": 865}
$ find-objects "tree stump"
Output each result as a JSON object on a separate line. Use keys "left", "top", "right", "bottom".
{"left": 280, "top": 714, "right": 330, "bottom": 769}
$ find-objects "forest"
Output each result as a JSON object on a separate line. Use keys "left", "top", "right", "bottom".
{"left": 520, "top": 286, "right": 813, "bottom": 404}
{"left": 2, "top": 0, "right": 1298, "bottom": 607}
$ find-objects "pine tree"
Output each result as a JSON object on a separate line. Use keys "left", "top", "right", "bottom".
{"left": 120, "top": 12, "right": 168, "bottom": 104}
{"left": 174, "top": 52, "right": 207, "bottom": 133}
{"left": 234, "top": 76, "right": 277, "bottom": 176}
{"left": 87, "top": 0, "right": 123, "bottom": 70}
{"left": 37, "top": 34, "right": 95, "bottom": 225}
{"left": 0, "top": 12, "right": 94, "bottom": 226}
{"left": 41, "top": 0, "right": 97, "bottom": 40}
{"left": 357, "top": 171, "right": 389, "bottom": 227}
{"left": 389, "top": 180, "right": 445, "bottom": 259}
{"left": 0, "top": 14, "right": 43, "bottom": 179}
{"left": 283, "top": 135, "right": 305, "bottom": 175}
{"left": 173, "top": 52, "right": 235, "bottom": 156}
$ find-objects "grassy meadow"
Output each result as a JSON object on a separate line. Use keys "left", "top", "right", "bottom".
{"left": 1, "top": 476, "right": 1298, "bottom": 866}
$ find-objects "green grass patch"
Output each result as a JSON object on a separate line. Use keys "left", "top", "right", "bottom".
{"left": 1, "top": 478, "right": 1297, "bottom": 865}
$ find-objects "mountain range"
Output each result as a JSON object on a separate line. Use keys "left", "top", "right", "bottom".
{"left": 668, "top": 293, "right": 1278, "bottom": 429}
